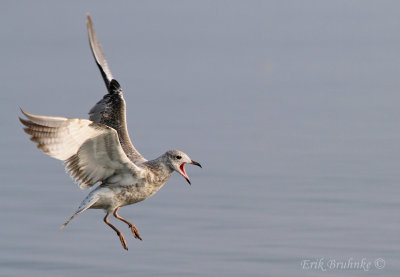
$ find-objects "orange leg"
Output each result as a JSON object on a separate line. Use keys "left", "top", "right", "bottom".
{"left": 104, "top": 212, "right": 128, "bottom": 250}
{"left": 113, "top": 208, "right": 142, "bottom": 240}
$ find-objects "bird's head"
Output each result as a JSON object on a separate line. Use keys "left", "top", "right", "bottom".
{"left": 165, "top": 150, "right": 202, "bottom": 185}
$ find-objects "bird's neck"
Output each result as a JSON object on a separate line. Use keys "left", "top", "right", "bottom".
{"left": 143, "top": 155, "right": 173, "bottom": 186}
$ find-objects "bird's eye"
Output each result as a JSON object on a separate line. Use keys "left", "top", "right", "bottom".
{"left": 176, "top": 155, "right": 182, "bottom": 160}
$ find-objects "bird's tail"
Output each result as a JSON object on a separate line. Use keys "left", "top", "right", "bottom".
{"left": 60, "top": 193, "right": 100, "bottom": 229}
{"left": 61, "top": 213, "right": 79, "bottom": 229}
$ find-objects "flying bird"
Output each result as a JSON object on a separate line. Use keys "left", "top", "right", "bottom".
{"left": 19, "top": 14, "right": 201, "bottom": 250}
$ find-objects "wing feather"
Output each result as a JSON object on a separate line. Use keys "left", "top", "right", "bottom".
{"left": 87, "top": 13, "right": 113, "bottom": 90}
{"left": 20, "top": 109, "right": 142, "bottom": 189}
{"left": 86, "top": 14, "right": 146, "bottom": 164}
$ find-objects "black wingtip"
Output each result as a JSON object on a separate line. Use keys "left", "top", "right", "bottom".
{"left": 109, "top": 79, "right": 122, "bottom": 94}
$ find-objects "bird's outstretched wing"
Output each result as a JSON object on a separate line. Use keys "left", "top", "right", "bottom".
{"left": 20, "top": 109, "right": 143, "bottom": 189}
{"left": 86, "top": 14, "right": 146, "bottom": 164}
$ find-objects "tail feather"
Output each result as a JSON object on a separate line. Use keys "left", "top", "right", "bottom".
{"left": 60, "top": 193, "right": 100, "bottom": 229}
{"left": 61, "top": 213, "right": 79, "bottom": 229}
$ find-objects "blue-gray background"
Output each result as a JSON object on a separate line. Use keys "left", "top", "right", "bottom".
{"left": 1, "top": 1, "right": 400, "bottom": 276}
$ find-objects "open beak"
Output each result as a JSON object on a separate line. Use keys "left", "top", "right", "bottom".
{"left": 180, "top": 160, "right": 202, "bottom": 185}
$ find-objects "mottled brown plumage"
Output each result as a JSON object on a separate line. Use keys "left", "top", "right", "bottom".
{"left": 19, "top": 14, "right": 201, "bottom": 250}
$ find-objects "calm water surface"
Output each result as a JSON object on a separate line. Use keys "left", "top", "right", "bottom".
{"left": 1, "top": 1, "right": 400, "bottom": 276}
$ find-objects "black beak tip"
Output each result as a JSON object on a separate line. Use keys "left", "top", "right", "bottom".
{"left": 186, "top": 178, "right": 191, "bottom": 185}
{"left": 191, "top": 160, "right": 202, "bottom": 168}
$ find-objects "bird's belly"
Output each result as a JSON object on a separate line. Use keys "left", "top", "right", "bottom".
{"left": 112, "top": 183, "right": 165, "bottom": 207}
{"left": 91, "top": 180, "right": 166, "bottom": 211}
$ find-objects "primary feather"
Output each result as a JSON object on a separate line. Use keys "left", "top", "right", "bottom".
{"left": 19, "top": 109, "right": 142, "bottom": 189}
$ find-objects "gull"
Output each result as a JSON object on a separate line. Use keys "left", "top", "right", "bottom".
{"left": 19, "top": 14, "right": 201, "bottom": 250}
